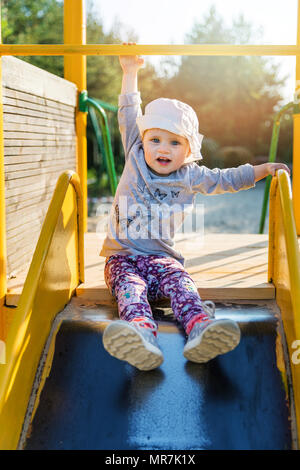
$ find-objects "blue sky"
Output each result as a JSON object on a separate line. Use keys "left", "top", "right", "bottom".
{"left": 91, "top": 0, "right": 298, "bottom": 101}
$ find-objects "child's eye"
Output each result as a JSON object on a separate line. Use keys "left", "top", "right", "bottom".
{"left": 151, "top": 138, "right": 160, "bottom": 143}
{"left": 171, "top": 140, "right": 180, "bottom": 146}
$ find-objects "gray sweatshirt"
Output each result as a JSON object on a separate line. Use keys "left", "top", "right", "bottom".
{"left": 99, "top": 92, "right": 255, "bottom": 266}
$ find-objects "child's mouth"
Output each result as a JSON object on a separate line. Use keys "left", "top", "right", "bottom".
{"left": 157, "top": 157, "right": 171, "bottom": 166}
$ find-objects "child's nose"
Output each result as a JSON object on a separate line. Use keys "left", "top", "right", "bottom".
{"left": 157, "top": 142, "right": 170, "bottom": 154}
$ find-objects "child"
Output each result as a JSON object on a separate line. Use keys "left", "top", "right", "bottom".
{"left": 100, "top": 43, "right": 290, "bottom": 371}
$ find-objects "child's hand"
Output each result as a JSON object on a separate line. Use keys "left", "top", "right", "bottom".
{"left": 265, "top": 162, "right": 290, "bottom": 177}
{"left": 119, "top": 42, "right": 144, "bottom": 73}
{"left": 254, "top": 162, "right": 291, "bottom": 182}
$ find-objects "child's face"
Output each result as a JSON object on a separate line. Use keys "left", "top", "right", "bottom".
{"left": 142, "top": 128, "right": 190, "bottom": 177}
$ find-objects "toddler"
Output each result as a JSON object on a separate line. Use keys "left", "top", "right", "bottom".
{"left": 100, "top": 43, "right": 290, "bottom": 371}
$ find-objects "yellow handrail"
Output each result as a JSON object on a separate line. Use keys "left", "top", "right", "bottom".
{"left": 0, "top": 170, "right": 84, "bottom": 450}
{"left": 277, "top": 170, "right": 300, "bottom": 327}
{"left": 0, "top": 44, "right": 300, "bottom": 56}
{"left": 268, "top": 169, "right": 300, "bottom": 446}
{"left": 16, "top": 171, "right": 84, "bottom": 315}
{"left": 0, "top": 57, "right": 6, "bottom": 341}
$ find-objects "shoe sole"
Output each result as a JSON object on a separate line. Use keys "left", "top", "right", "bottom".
{"left": 103, "top": 321, "right": 163, "bottom": 371}
{"left": 183, "top": 319, "right": 241, "bottom": 363}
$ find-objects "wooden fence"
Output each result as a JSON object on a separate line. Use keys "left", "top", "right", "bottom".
{"left": 2, "top": 56, "right": 77, "bottom": 277}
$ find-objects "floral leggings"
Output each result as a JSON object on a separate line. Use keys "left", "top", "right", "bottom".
{"left": 104, "top": 254, "right": 207, "bottom": 334}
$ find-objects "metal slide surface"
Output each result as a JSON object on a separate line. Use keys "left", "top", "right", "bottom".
{"left": 24, "top": 302, "right": 292, "bottom": 450}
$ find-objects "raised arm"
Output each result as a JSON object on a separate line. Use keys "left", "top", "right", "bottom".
{"left": 119, "top": 42, "right": 144, "bottom": 94}
{"left": 118, "top": 43, "right": 145, "bottom": 158}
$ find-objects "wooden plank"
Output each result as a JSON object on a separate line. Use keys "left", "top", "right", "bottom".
{"left": 6, "top": 217, "right": 46, "bottom": 240}
{"left": 4, "top": 110, "right": 74, "bottom": 125}
{"left": 4, "top": 98, "right": 75, "bottom": 122}
{"left": 2, "top": 57, "right": 77, "bottom": 107}
{"left": 75, "top": 283, "right": 275, "bottom": 303}
{"left": 1, "top": 56, "right": 78, "bottom": 281}
{"left": 4, "top": 137, "right": 75, "bottom": 147}
{"left": 3, "top": 123, "right": 74, "bottom": 136}
{"left": 4, "top": 114, "right": 75, "bottom": 133}
{"left": 4, "top": 130, "right": 75, "bottom": 140}
{"left": 6, "top": 218, "right": 46, "bottom": 242}
{"left": 3, "top": 96, "right": 75, "bottom": 120}
{"left": 5, "top": 179, "right": 57, "bottom": 199}
{"left": 7, "top": 226, "right": 40, "bottom": 251}
{"left": 4, "top": 139, "right": 74, "bottom": 149}
{"left": 5, "top": 234, "right": 282, "bottom": 307}
{"left": 5, "top": 184, "right": 55, "bottom": 209}
{"left": 6, "top": 219, "right": 46, "bottom": 244}
{"left": 6, "top": 188, "right": 55, "bottom": 213}
{"left": 7, "top": 260, "right": 30, "bottom": 280}
{"left": 6, "top": 198, "right": 51, "bottom": 225}
{"left": 5, "top": 167, "right": 76, "bottom": 190}
{"left": 4, "top": 144, "right": 75, "bottom": 157}
{"left": 75, "top": 232, "right": 275, "bottom": 302}
{"left": 3, "top": 90, "right": 76, "bottom": 116}
{"left": 3, "top": 105, "right": 75, "bottom": 128}
{"left": 4, "top": 179, "right": 59, "bottom": 199}
{"left": 7, "top": 233, "right": 40, "bottom": 259}
{"left": 3, "top": 104, "right": 75, "bottom": 124}
{"left": 5, "top": 163, "right": 76, "bottom": 185}
{"left": 7, "top": 251, "right": 33, "bottom": 277}
{"left": 5, "top": 179, "right": 57, "bottom": 201}
{"left": 4, "top": 152, "right": 75, "bottom": 165}
{"left": 6, "top": 207, "right": 48, "bottom": 233}
{"left": 3, "top": 86, "right": 76, "bottom": 113}
{"left": 5, "top": 159, "right": 76, "bottom": 176}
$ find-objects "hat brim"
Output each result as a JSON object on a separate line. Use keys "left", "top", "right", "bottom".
{"left": 136, "top": 114, "right": 184, "bottom": 138}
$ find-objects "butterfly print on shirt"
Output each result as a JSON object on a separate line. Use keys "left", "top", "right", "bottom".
{"left": 154, "top": 188, "right": 168, "bottom": 201}
{"left": 171, "top": 190, "right": 180, "bottom": 198}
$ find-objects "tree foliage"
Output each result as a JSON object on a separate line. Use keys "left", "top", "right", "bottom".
{"left": 157, "top": 7, "right": 290, "bottom": 164}
{"left": 1, "top": 1, "right": 292, "bottom": 181}
{"left": 2, "top": 0, "right": 64, "bottom": 75}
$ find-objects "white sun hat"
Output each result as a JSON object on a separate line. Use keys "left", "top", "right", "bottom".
{"left": 136, "top": 97, "right": 204, "bottom": 163}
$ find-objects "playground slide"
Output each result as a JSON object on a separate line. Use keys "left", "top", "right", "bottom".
{"left": 0, "top": 170, "right": 299, "bottom": 450}
{"left": 23, "top": 299, "right": 292, "bottom": 450}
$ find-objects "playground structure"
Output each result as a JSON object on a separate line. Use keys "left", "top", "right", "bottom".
{"left": 0, "top": 0, "right": 300, "bottom": 450}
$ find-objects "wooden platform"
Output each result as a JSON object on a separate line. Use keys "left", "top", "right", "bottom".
{"left": 6, "top": 232, "right": 274, "bottom": 306}
{"left": 77, "top": 232, "right": 274, "bottom": 304}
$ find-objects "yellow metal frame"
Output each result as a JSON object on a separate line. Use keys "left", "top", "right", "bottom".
{"left": 268, "top": 170, "right": 300, "bottom": 442}
{"left": 0, "top": 44, "right": 300, "bottom": 56}
{"left": 1, "top": 1, "right": 300, "bottom": 311}
{"left": 0, "top": 170, "right": 84, "bottom": 450}
{"left": 294, "top": 0, "right": 300, "bottom": 234}
{"left": 0, "top": 19, "right": 6, "bottom": 344}
{"left": 0, "top": 0, "right": 300, "bottom": 449}
{"left": 64, "top": 0, "right": 87, "bottom": 233}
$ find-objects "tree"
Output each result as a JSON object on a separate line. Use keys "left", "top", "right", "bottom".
{"left": 2, "top": 0, "right": 64, "bottom": 76}
{"left": 160, "top": 6, "right": 289, "bottom": 164}
{"left": 1, "top": 0, "right": 166, "bottom": 193}
{"left": 85, "top": 2, "right": 165, "bottom": 107}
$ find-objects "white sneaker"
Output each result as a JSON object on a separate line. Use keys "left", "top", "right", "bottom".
{"left": 103, "top": 320, "right": 164, "bottom": 371}
{"left": 183, "top": 301, "right": 241, "bottom": 363}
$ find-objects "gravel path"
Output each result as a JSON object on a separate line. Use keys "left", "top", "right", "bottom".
{"left": 196, "top": 180, "right": 268, "bottom": 234}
